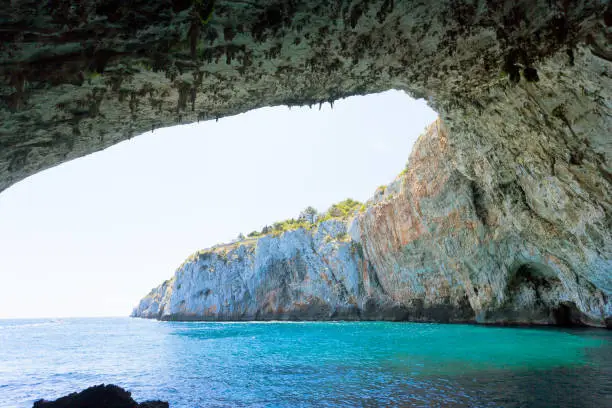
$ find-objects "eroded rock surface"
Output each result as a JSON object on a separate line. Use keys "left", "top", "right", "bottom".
{"left": 133, "top": 120, "right": 611, "bottom": 327}
{"left": 0, "top": 1, "right": 610, "bottom": 192}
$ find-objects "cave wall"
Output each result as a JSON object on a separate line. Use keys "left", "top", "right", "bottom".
{"left": 437, "top": 46, "right": 612, "bottom": 324}
{"left": 353, "top": 119, "right": 610, "bottom": 327}
{"left": 1, "top": 0, "right": 610, "bottom": 190}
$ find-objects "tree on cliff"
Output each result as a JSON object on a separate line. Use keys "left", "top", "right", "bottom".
{"left": 298, "top": 206, "right": 319, "bottom": 224}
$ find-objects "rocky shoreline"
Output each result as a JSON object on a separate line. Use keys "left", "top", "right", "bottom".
{"left": 133, "top": 120, "right": 611, "bottom": 328}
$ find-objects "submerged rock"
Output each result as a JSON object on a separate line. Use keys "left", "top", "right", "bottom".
{"left": 32, "top": 384, "right": 168, "bottom": 408}
{"left": 133, "top": 120, "right": 611, "bottom": 327}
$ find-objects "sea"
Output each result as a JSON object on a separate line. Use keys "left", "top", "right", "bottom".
{"left": 1, "top": 318, "right": 611, "bottom": 407}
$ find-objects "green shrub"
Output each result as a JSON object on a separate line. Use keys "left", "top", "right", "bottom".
{"left": 350, "top": 242, "right": 364, "bottom": 258}
{"left": 253, "top": 199, "right": 364, "bottom": 238}
{"left": 269, "top": 218, "right": 312, "bottom": 235}
{"left": 336, "top": 232, "right": 350, "bottom": 241}
{"left": 323, "top": 198, "right": 363, "bottom": 220}
{"left": 399, "top": 159, "right": 411, "bottom": 176}
{"left": 298, "top": 206, "right": 319, "bottom": 223}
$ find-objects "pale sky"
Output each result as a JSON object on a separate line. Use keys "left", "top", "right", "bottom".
{"left": 0, "top": 90, "right": 437, "bottom": 318}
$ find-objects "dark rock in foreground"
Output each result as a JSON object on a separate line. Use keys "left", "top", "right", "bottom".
{"left": 33, "top": 384, "right": 168, "bottom": 408}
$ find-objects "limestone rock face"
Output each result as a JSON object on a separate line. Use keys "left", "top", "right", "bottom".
{"left": 134, "top": 219, "right": 391, "bottom": 321}
{"left": 133, "top": 120, "right": 611, "bottom": 327}
{"left": 1, "top": 0, "right": 610, "bottom": 193}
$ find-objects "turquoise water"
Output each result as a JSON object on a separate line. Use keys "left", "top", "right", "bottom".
{"left": 1, "top": 318, "right": 610, "bottom": 407}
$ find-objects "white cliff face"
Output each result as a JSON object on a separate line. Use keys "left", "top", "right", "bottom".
{"left": 134, "top": 278, "right": 175, "bottom": 319}
{"left": 133, "top": 220, "right": 385, "bottom": 321}
{"left": 134, "top": 119, "right": 611, "bottom": 327}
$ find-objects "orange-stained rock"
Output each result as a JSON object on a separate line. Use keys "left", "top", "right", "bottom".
{"left": 134, "top": 119, "right": 611, "bottom": 327}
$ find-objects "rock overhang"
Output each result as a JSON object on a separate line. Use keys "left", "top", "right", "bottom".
{"left": 0, "top": 0, "right": 609, "bottom": 192}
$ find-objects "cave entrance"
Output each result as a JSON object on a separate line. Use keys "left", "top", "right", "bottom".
{"left": 506, "top": 262, "right": 581, "bottom": 326}
{"left": 552, "top": 302, "right": 583, "bottom": 327}
{"left": 0, "top": 91, "right": 437, "bottom": 319}
{"left": 509, "top": 262, "right": 559, "bottom": 295}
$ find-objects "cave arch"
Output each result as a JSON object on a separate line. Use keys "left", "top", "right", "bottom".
{"left": 509, "top": 262, "right": 558, "bottom": 289}
{"left": 552, "top": 302, "right": 583, "bottom": 327}
{"left": 0, "top": 1, "right": 610, "bottom": 326}
{"left": 504, "top": 262, "right": 585, "bottom": 327}
{"left": 0, "top": 0, "right": 609, "bottom": 193}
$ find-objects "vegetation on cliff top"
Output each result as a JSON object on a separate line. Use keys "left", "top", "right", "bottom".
{"left": 175, "top": 199, "right": 365, "bottom": 271}
{"left": 247, "top": 198, "right": 365, "bottom": 238}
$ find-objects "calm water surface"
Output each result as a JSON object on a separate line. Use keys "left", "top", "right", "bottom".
{"left": 1, "top": 318, "right": 610, "bottom": 407}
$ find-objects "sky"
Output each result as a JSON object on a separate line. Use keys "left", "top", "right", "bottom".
{"left": 0, "top": 90, "right": 437, "bottom": 319}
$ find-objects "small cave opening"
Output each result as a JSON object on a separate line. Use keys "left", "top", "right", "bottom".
{"left": 508, "top": 262, "right": 558, "bottom": 295}
{"left": 552, "top": 302, "right": 583, "bottom": 327}
{"left": 504, "top": 262, "right": 584, "bottom": 326}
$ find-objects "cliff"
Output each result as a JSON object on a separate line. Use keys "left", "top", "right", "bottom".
{"left": 133, "top": 120, "right": 611, "bottom": 327}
